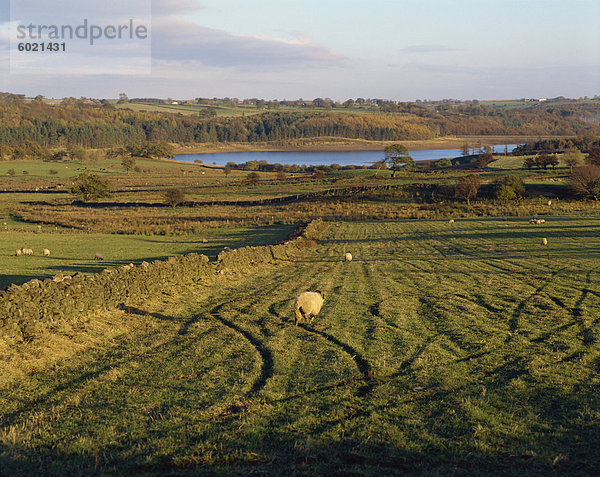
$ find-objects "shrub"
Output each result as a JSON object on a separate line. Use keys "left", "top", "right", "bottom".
{"left": 494, "top": 174, "right": 525, "bottom": 200}
{"left": 70, "top": 171, "right": 112, "bottom": 201}
{"left": 7, "top": 169, "right": 15, "bottom": 176}
{"left": 435, "top": 158, "right": 453, "bottom": 168}
{"left": 162, "top": 188, "right": 186, "bottom": 207}
{"left": 246, "top": 172, "right": 260, "bottom": 185}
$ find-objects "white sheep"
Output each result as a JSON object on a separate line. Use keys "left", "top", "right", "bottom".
{"left": 547, "top": 200, "right": 552, "bottom": 206}
{"left": 43, "top": 249, "right": 50, "bottom": 257}
{"left": 345, "top": 252, "right": 352, "bottom": 262}
{"left": 541, "top": 238, "right": 548, "bottom": 246}
{"left": 294, "top": 290, "right": 324, "bottom": 326}
{"left": 95, "top": 252, "right": 104, "bottom": 260}
{"left": 22, "top": 248, "right": 33, "bottom": 256}
{"left": 15, "top": 249, "right": 22, "bottom": 256}
{"left": 448, "top": 219, "right": 454, "bottom": 224}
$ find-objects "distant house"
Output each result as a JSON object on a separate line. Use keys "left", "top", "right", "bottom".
{"left": 538, "top": 98, "right": 547, "bottom": 102}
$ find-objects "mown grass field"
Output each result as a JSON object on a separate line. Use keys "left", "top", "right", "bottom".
{"left": 1, "top": 218, "right": 599, "bottom": 475}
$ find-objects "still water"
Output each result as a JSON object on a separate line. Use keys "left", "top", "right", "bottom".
{"left": 174, "top": 144, "right": 518, "bottom": 167}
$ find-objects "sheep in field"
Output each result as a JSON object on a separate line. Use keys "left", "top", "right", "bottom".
{"left": 43, "top": 249, "right": 50, "bottom": 257}
{"left": 448, "top": 219, "right": 454, "bottom": 224}
{"left": 15, "top": 249, "right": 22, "bottom": 256}
{"left": 345, "top": 252, "right": 352, "bottom": 262}
{"left": 294, "top": 290, "right": 325, "bottom": 326}
{"left": 22, "top": 248, "right": 33, "bottom": 256}
{"left": 541, "top": 238, "right": 548, "bottom": 246}
{"left": 95, "top": 252, "right": 104, "bottom": 260}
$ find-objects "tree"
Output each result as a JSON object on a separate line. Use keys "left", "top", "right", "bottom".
{"left": 454, "top": 174, "right": 481, "bottom": 205}
{"left": 570, "top": 165, "right": 600, "bottom": 200}
{"left": 563, "top": 148, "right": 584, "bottom": 173}
{"left": 223, "top": 166, "right": 232, "bottom": 176}
{"left": 162, "top": 188, "right": 186, "bottom": 207}
{"left": 383, "top": 144, "right": 414, "bottom": 177}
{"left": 475, "top": 151, "right": 494, "bottom": 168}
{"left": 586, "top": 146, "right": 600, "bottom": 166}
{"left": 535, "top": 153, "right": 554, "bottom": 169}
{"left": 523, "top": 156, "right": 536, "bottom": 170}
{"left": 70, "top": 171, "right": 112, "bottom": 201}
{"left": 313, "top": 169, "right": 326, "bottom": 180}
{"left": 276, "top": 170, "right": 287, "bottom": 181}
{"left": 122, "top": 156, "right": 136, "bottom": 172}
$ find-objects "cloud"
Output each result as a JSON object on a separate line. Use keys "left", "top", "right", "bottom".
{"left": 401, "top": 44, "right": 461, "bottom": 54}
{"left": 151, "top": 0, "right": 201, "bottom": 16}
{"left": 151, "top": 17, "right": 345, "bottom": 68}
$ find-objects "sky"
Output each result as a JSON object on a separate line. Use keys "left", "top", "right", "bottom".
{"left": 0, "top": 0, "right": 599, "bottom": 100}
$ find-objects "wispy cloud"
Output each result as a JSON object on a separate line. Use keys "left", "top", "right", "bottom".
{"left": 151, "top": 17, "right": 345, "bottom": 69}
{"left": 401, "top": 44, "right": 461, "bottom": 54}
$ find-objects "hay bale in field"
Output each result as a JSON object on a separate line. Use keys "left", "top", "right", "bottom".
{"left": 345, "top": 252, "right": 352, "bottom": 262}
{"left": 294, "top": 290, "right": 324, "bottom": 326}
{"left": 43, "top": 249, "right": 50, "bottom": 257}
{"left": 541, "top": 238, "right": 548, "bottom": 246}
{"left": 94, "top": 252, "right": 104, "bottom": 260}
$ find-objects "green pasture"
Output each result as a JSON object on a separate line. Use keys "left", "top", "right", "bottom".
{"left": 0, "top": 224, "right": 295, "bottom": 289}
{"left": 1, "top": 218, "right": 599, "bottom": 475}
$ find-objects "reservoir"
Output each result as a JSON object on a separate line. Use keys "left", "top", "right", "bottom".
{"left": 173, "top": 144, "right": 518, "bottom": 167}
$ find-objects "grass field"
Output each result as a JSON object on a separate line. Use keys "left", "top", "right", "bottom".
{"left": 1, "top": 218, "right": 599, "bottom": 475}
{"left": 0, "top": 224, "right": 295, "bottom": 289}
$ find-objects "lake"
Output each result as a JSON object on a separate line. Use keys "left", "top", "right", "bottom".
{"left": 173, "top": 144, "right": 519, "bottom": 167}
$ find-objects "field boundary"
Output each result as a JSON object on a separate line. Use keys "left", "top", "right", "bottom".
{"left": 0, "top": 220, "right": 328, "bottom": 342}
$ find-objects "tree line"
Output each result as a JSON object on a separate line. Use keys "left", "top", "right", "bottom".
{"left": 0, "top": 93, "right": 599, "bottom": 154}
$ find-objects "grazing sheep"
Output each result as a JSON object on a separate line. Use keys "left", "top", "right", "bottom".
{"left": 294, "top": 290, "right": 325, "bottom": 326}
{"left": 345, "top": 252, "right": 352, "bottom": 262}
{"left": 529, "top": 218, "right": 546, "bottom": 225}
{"left": 94, "top": 252, "right": 104, "bottom": 260}
{"left": 547, "top": 200, "right": 552, "bottom": 206}
{"left": 15, "top": 249, "right": 22, "bottom": 256}
{"left": 22, "top": 248, "right": 33, "bottom": 256}
{"left": 43, "top": 249, "right": 50, "bottom": 257}
{"left": 448, "top": 219, "right": 454, "bottom": 224}
{"left": 541, "top": 238, "right": 548, "bottom": 246}
{"left": 201, "top": 238, "right": 208, "bottom": 243}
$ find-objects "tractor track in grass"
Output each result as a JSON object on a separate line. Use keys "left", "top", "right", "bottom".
{"left": 532, "top": 269, "right": 600, "bottom": 346}
{"left": 209, "top": 302, "right": 274, "bottom": 397}
{"left": 507, "top": 267, "right": 567, "bottom": 340}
